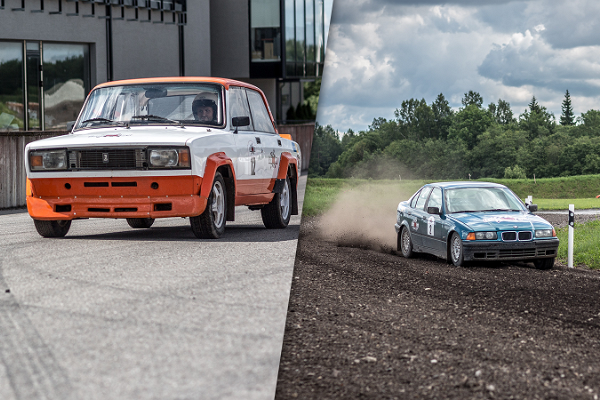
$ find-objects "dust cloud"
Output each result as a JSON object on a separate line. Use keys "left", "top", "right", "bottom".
{"left": 317, "top": 183, "right": 414, "bottom": 253}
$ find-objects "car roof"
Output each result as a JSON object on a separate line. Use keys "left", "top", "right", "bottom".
{"left": 92, "top": 76, "right": 262, "bottom": 92}
{"left": 426, "top": 181, "right": 508, "bottom": 189}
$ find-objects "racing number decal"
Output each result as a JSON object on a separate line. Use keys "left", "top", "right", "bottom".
{"left": 427, "top": 216, "right": 435, "bottom": 236}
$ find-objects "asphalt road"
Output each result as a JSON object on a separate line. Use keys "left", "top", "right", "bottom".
{"left": 0, "top": 174, "right": 305, "bottom": 400}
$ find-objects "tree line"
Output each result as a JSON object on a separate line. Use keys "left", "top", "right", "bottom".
{"left": 309, "top": 90, "right": 600, "bottom": 180}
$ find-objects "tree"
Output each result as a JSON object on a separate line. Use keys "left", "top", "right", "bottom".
{"left": 488, "top": 99, "right": 514, "bottom": 125}
{"left": 308, "top": 124, "right": 343, "bottom": 176}
{"left": 560, "top": 89, "right": 575, "bottom": 126}
{"left": 431, "top": 93, "right": 454, "bottom": 140}
{"left": 461, "top": 90, "right": 483, "bottom": 108}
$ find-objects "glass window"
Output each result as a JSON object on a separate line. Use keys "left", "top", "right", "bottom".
{"left": 415, "top": 186, "right": 433, "bottom": 210}
{"left": 228, "top": 87, "right": 253, "bottom": 131}
{"left": 444, "top": 187, "right": 526, "bottom": 214}
{"left": 316, "top": 0, "right": 324, "bottom": 63}
{"left": 75, "top": 83, "right": 224, "bottom": 129}
{"left": 427, "top": 187, "right": 443, "bottom": 210}
{"left": 246, "top": 89, "right": 275, "bottom": 133}
{"left": 26, "top": 42, "right": 41, "bottom": 130}
{"left": 43, "top": 43, "right": 89, "bottom": 130}
{"left": 285, "top": 0, "right": 295, "bottom": 64}
{"left": 305, "top": 0, "right": 315, "bottom": 63}
{"left": 251, "top": 0, "right": 281, "bottom": 62}
{"left": 295, "top": 0, "right": 305, "bottom": 63}
{"left": 0, "top": 41, "right": 24, "bottom": 131}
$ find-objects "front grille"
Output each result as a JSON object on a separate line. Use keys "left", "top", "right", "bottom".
{"left": 501, "top": 231, "right": 533, "bottom": 242}
{"left": 498, "top": 248, "right": 537, "bottom": 258}
{"left": 502, "top": 231, "right": 517, "bottom": 241}
{"left": 518, "top": 231, "right": 532, "bottom": 241}
{"left": 79, "top": 149, "right": 137, "bottom": 169}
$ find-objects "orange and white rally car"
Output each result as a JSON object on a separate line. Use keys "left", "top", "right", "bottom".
{"left": 25, "top": 77, "right": 301, "bottom": 239}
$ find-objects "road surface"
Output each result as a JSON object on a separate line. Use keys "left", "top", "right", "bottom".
{"left": 0, "top": 174, "right": 305, "bottom": 400}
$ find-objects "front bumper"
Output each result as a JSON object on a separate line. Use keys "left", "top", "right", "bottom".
{"left": 27, "top": 176, "right": 207, "bottom": 220}
{"left": 462, "top": 238, "right": 559, "bottom": 261}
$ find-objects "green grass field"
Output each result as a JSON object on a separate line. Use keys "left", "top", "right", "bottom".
{"left": 556, "top": 221, "right": 600, "bottom": 269}
{"left": 303, "top": 176, "right": 600, "bottom": 269}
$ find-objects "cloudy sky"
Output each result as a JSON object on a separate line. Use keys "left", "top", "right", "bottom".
{"left": 317, "top": 0, "right": 600, "bottom": 133}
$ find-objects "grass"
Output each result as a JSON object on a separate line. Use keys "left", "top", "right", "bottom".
{"left": 556, "top": 221, "right": 600, "bottom": 269}
{"left": 482, "top": 174, "right": 600, "bottom": 199}
{"left": 534, "top": 198, "right": 600, "bottom": 211}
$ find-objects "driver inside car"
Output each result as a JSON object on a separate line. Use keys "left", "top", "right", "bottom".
{"left": 192, "top": 93, "right": 218, "bottom": 124}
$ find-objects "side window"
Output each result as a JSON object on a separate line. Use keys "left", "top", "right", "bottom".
{"left": 246, "top": 89, "right": 276, "bottom": 133}
{"left": 415, "top": 186, "right": 433, "bottom": 210}
{"left": 229, "top": 87, "right": 253, "bottom": 131}
{"left": 427, "top": 187, "right": 442, "bottom": 211}
{"left": 409, "top": 189, "right": 422, "bottom": 208}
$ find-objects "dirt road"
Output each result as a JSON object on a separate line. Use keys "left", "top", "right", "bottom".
{"left": 275, "top": 215, "right": 600, "bottom": 400}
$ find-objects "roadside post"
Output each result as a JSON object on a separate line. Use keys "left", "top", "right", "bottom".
{"left": 568, "top": 204, "right": 574, "bottom": 269}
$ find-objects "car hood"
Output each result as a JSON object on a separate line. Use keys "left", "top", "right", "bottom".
{"left": 448, "top": 211, "right": 552, "bottom": 231}
{"left": 26, "top": 126, "right": 221, "bottom": 149}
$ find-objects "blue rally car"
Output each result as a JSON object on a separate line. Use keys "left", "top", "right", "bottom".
{"left": 395, "top": 182, "right": 559, "bottom": 269}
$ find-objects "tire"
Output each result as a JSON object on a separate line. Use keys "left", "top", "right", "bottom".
{"left": 33, "top": 219, "right": 71, "bottom": 238}
{"left": 261, "top": 176, "right": 291, "bottom": 229}
{"left": 450, "top": 232, "right": 465, "bottom": 267}
{"left": 399, "top": 226, "right": 414, "bottom": 258}
{"left": 533, "top": 258, "right": 554, "bottom": 270}
{"left": 190, "top": 172, "right": 227, "bottom": 239}
{"left": 126, "top": 218, "right": 155, "bottom": 229}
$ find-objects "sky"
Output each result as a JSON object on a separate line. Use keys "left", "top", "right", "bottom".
{"left": 316, "top": 0, "right": 600, "bottom": 133}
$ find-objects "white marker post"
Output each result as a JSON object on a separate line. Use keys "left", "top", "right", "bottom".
{"left": 568, "top": 204, "right": 574, "bottom": 269}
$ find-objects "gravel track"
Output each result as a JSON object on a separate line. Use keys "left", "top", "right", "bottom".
{"left": 275, "top": 214, "right": 600, "bottom": 400}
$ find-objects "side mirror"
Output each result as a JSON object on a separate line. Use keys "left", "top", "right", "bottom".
{"left": 527, "top": 204, "right": 538, "bottom": 212}
{"left": 427, "top": 206, "right": 441, "bottom": 215}
{"left": 232, "top": 116, "right": 250, "bottom": 127}
{"left": 66, "top": 121, "right": 75, "bottom": 132}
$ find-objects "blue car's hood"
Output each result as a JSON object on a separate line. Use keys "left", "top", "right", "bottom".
{"left": 448, "top": 211, "right": 552, "bottom": 231}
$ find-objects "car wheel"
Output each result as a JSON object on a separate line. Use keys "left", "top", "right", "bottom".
{"left": 33, "top": 219, "right": 71, "bottom": 238}
{"left": 450, "top": 232, "right": 465, "bottom": 267}
{"left": 399, "top": 226, "right": 414, "bottom": 258}
{"left": 190, "top": 172, "right": 227, "bottom": 239}
{"left": 533, "top": 258, "right": 554, "bottom": 270}
{"left": 126, "top": 218, "right": 155, "bottom": 229}
{"left": 261, "top": 176, "right": 291, "bottom": 229}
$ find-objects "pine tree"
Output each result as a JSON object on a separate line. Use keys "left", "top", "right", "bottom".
{"left": 560, "top": 89, "right": 575, "bottom": 126}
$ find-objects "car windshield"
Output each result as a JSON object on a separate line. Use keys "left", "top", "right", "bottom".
{"left": 444, "top": 187, "right": 526, "bottom": 213}
{"left": 74, "top": 83, "right": 224, "bottom": 130}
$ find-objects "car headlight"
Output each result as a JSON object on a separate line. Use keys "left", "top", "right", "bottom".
{"left": 466, "top": 231, "right": 498, "bottom": 240}
{"left": 535, "top": 228, "right": 555, "bottom": 238}
{"left": 148, "top": 148, "right": 190, "bottom": 168}
{"left": 29, "top": 150, "right": 67, "bottom": 171}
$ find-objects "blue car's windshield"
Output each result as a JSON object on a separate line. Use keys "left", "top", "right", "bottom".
{"left": 444, "top": 187, "right": 526, "bottom": 213}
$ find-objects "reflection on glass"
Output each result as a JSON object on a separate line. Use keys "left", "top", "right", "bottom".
{"left": 306, "top": 0, "right": 315, "bottom": 62}
{"left": 43, "top": 43, "right": 89, "bottom": 131}
{"left": 285, "top": 0, "right": 295, "bottom": 63}
{"left": 316, "top": 0, "right": 324, "bottom": 63}
{"left": 0, "top": 41, "right": 24, "bottom": 131}
{"left": 26, "top": 41, "right": 41, "bottom": 130}
{"left": 251, "top": 0, "right": 281, "bottom": 62}
{"left": 295, "top": 0, "right": 305, "bottom": 64}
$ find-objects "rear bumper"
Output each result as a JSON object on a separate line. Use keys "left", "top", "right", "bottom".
{"left": 27, "top": 176, "right": 207, "bottom": 220}
{"left": 462, "top": 239, "right": 559, "bottom": 261}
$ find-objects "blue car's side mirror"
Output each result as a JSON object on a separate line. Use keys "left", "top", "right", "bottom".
{"left": 427, "top": 206, "right": 441, "bottom": 215}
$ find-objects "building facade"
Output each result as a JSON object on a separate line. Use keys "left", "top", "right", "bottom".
{"left": 0, "top": 0, "right": 332, "bottom": 133}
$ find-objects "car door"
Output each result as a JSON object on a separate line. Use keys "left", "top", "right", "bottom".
{"left": 410, "top": 186, "right": 433, "bottom": 249}
{"left": 422, "top": 186, "right": 448, "bottom": 257}
{"left": 230, "top": 87, "right": 266, "bottom": 196}
{"left": 245, "top": 88, "right": 281, "bottom": 192}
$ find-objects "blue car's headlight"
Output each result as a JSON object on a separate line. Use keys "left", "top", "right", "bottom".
{"left": 535, "top": 229, "right": 555, "bottom": 238}
{"left": 467, "top": 231, "right": 498, "bottom": 240}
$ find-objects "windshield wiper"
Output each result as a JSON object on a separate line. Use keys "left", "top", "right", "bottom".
{"left": 81, "top": 117, "right": 118, "bottom": 125}
{"left": 130, "top": 115, "right": 184, "bottom": 127}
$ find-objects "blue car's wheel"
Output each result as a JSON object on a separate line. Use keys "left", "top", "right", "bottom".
{"left": 450, "top": 232, "right": 465, "bottom": 267}
{"left": 399, "top": 226, "right": 413, "bottom": 258}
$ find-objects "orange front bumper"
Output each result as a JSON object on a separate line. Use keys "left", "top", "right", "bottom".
{"left": 27, "top": 176, "right": 207, "bottom": 220}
